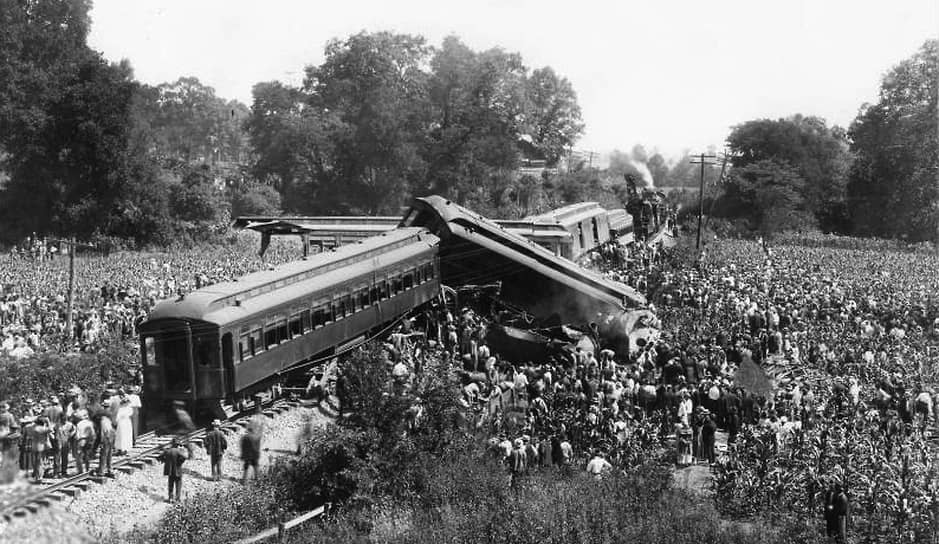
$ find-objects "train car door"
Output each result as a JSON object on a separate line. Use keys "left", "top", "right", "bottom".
{"left": 221, "top": 331, "right": 234, "bottom": 395}
{"left": 193, "top": 325, "right": 225, "bottom": 399}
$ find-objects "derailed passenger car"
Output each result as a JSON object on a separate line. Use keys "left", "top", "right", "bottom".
{"left": 138, "top": 227, "right": 440, "bottom": 425}
{"left": 401, "top": 196, "right": 648, "bottom": 347}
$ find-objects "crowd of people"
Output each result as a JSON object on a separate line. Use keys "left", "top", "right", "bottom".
{"left": 0, "top": 234, "right": 298, "bottom": 355}
{"left": 5, "top": 224, "right": 939, "bottom": 539}
{"left": 0, "top": 384, "right": 141, "bottom": 482}
{"left": 438, "top": 231, "right": 938, "bottom": 543}
{"left": 0, "top": 381, "right": 266, "bottom": 502}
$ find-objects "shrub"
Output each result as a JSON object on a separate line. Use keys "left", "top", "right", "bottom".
{"left": 0, "top": 340, "right": 137, "bottom": 411}
{"left": 148, "top": 477, "right": 289, "bottom": 544}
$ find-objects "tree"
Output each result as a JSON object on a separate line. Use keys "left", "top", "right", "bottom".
{"left": 245, "top": 81, "right": 340, "bottom": 213}
{"left": 847, "top": 40, "right": 938, "bottom": 241}
{"left": 423, "top": 36, "right": 527, "bottom": 206}
{"left": 726, "top": 115, "right": 852, "bottom": 231}
{"left": 720, "top": 159, "right": 814, "bottom": 235}
{"left": 246, "top": 32, "right": 585, "bottom": 217}
{"left": 525, "top": 67, "right": 584, "bottom": 164}
{"left": 139, "top": 77, "right": 251, "bottom": 165}
{"left": 0, "top": 0, "right": 175, "bottom": 245}
{"left": 304, "top": 31, "right": 431, "bottom": 214}
{"left": 230, "top": 180, "right": 282, "bottom": 216}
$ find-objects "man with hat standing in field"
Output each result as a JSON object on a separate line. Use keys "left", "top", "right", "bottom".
{"left": 158, "top": 437, "right": 188, "bottom": 502}
{"left": 204, "top": 419, "right": 227, "bottom": 481}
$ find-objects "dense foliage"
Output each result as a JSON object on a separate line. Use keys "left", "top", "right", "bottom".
{"left": 0, "top": 340, "right": 136, "bottom": 411}
{"left": 715, "top": 421, "right": 939, "bottom": 544}
{"left": 245, "top": 32, "right": 586, "bottom": 217}
{"left": 847, "top": 40, "right": 939, "bottom": 242}
{"left": 1, "top": 1, "right": 933, "bottom": 245}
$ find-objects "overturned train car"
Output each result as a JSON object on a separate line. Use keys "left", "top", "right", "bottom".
{"left": 401, "top": 196, "right": 646, "bottom": 331}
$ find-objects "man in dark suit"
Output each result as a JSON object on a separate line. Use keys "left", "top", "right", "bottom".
{"left": 159, "top": 437, "right": 188, "bottom": 502}
{"left": 204, "top": 419, "right": 227, "bottom": 481}
{"left": 824, "top": 483, "right": 849, "bottom": 543}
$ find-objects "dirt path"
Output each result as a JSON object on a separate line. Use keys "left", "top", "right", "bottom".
{"left": 670, "top": 430, "right": 728, "bottom": 496}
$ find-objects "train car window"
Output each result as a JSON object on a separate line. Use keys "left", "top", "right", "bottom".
{"left": 313, "top": 308, "right": 324, "bottom": 328}
{"left": 357, "top": 288, "right": 368, "bottom": 308}
{"left": 289, "top": 313, "right": 302, "bottom": 337}
{"left": 250, "top": 328, "right": 263, "bottom": 355}
{"left": 369, "top": 284, "right": 380, "bottom": 304}
{"left": 277, "top": 319, "right": 288, "bottom": 343}
{"left": 333, "top": 301, "right": 343, "bottom": 321}
{"left": 379, "top": 281, "right": 388, "bottom": 300}
{"left": 324, "top": 304, "right": 333, "bottom": 323}
{"left": 403, "top": 271, "right": 414, "bottom": 290}
{"left": 392, "top": 276, "right": 402, "bottom": 294}
{"left": 222, "top": 333, "right": 233, "bottom": 368}
{"left": 301, "top": 310, "right": 311, "bottom": 333}
{"left": 264, "top": 327, "right": 276, "bottom": 350}
{"left": 194, "top": 333, "right": 217, "bottom": 367}
{"left": 343, "top": 295, "right": 352, "bottom": 316}
{"left": 144, "top": 337, "right": 157, "bottom": 366}
{"left": 239, "top": 333, "right": 251, "bottom": 362}
{"left": 351, "top": 291, "right": 361, "bottom": 312}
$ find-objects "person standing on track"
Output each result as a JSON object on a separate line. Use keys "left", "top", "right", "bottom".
{"left": 114, "top": 397, "right": 133, "bottom": 456}
{"left": 73, "top": 409, "right": 94, "bottom": 473}
{"left": 28, "top": 415, "right": 51, "bottom": 482}
{"left": 158, "top": 437, "right": 188, "bottom": 503}
{"left": 54, "top": 412, "right": 74, "bottom": 477}
{"left": 204, "top": 419, "right": 227, "bottom": 481}
{"left": 96, "top": 401, "right": 116, "bottom": 478}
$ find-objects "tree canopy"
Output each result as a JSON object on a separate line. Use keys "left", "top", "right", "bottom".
{"left": 725, "top": 115, "right": 852, "bottom": 232}
{"left": 1, "top": 4, "right": 933, "bottom": 247}
{"left": 847, "top": 40, "right": 938, "bottom": 242}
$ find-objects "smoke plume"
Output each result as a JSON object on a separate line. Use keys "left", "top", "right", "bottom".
{"left": 628, "top": 158, "right": 654, "bottom": 188}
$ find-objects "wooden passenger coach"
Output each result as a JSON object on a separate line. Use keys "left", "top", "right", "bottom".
{"left": 139, "top": 227, "right": 440, "bottom": 423}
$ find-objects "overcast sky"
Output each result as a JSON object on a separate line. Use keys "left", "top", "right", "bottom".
{"left": 87, "top": 0, "right": 936, "bottom": 160}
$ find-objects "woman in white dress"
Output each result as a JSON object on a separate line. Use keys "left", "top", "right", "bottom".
{"left": 114, "top": 397, "right": 134, "bottom": 455}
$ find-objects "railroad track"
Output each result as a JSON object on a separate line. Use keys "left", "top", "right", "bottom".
{"left": 0, "top": 396, "right": 299, "bottom": 523}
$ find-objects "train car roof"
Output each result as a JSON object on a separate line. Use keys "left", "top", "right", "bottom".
{"left": 606, "top": 209, "right": 633, "bottom": 230}
{"left": 145, "top": 227, "right": 438, "bottom": 324}
{"left": 404, "top": 196, "right": 646, "bottom": 309}
{"left": 525, "top": 201, "right": 607, "bottom": 227}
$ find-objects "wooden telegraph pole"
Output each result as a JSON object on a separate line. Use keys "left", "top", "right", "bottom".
{"left": 67, "top": 236, "right": 75, "bottom": 338}
{"left": 690, "top": 153, "right": 717, "bottom": 251}
{"left": 49, "top": 237, "right": 95, "bottom": 339}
